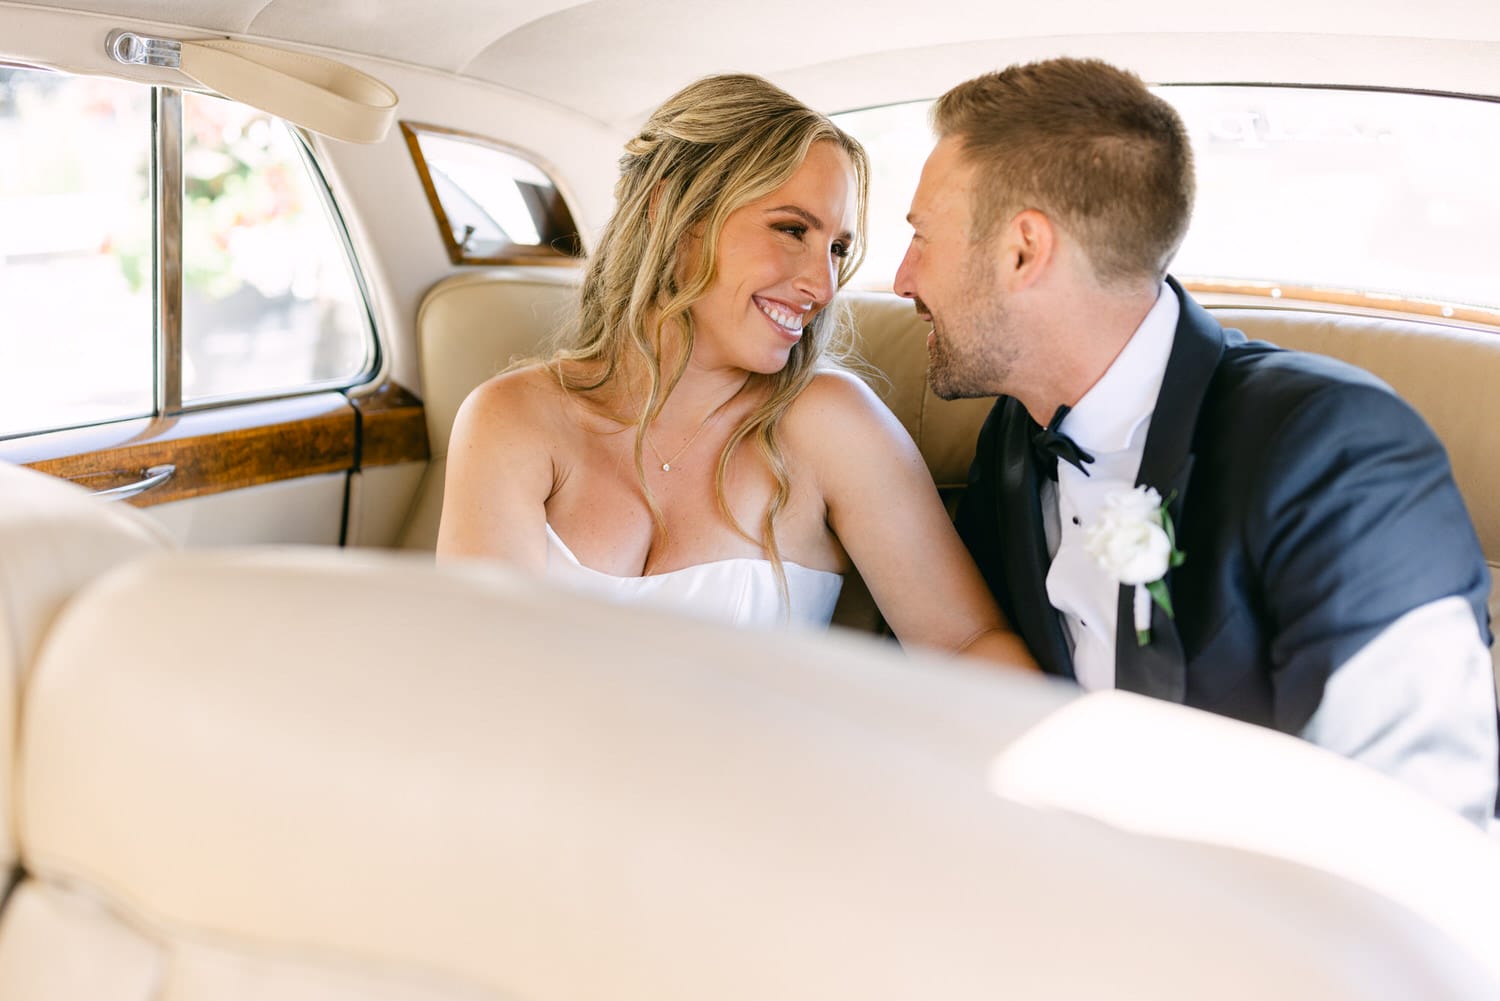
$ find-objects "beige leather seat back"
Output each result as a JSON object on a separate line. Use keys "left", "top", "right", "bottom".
{"left": 2, "top": 545, "right": 1493, "bottom": 999}
{"left": 0, "top": 462, "right": 169, "bottom": 871}
{"left": 398, "top": 268, "right": 578, "bottom": 550}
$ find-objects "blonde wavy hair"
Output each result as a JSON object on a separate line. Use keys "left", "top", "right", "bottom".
{"left": 548, "top": 73, "right": 870, "bottom": 581}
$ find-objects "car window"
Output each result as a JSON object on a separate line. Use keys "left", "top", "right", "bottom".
{"left": 0, "top": 66, "right": 154, "bottom": 437}
{"left": 401, "top": 122, "right": 583, "bottom": 264}
{"left": 181, "top": 93, "right": 373, "bottom": 403}
{"left": 0, "top": 65, "right": 377, "bottom": 440}
{"left": 834, "top": 87, "right": 1500, "bottom": 317}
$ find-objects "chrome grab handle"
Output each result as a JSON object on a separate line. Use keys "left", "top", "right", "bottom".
{"left": 93, "top": 464, "right": 176, "bottom": 502}
{"left": 105, "top": 30, "right": 183, "bottom": 69}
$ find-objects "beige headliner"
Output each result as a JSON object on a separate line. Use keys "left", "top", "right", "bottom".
{"left": 10, "top": 0, "right": 1500, "bottom": 125}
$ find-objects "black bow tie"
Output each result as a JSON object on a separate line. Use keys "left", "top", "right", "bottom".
{"left": 1031, "top": 404, "right": 1095, "bottom": 481}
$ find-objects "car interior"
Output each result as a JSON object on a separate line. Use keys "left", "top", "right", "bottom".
{"left": 3, "top": 1, "right": 1500, "bottom": 997}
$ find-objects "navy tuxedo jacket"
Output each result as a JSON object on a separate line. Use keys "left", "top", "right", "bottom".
{"left": 956, "top": 279, "right": 1493, "bottom": 735}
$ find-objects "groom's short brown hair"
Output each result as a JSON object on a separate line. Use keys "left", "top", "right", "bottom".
{"left": 933, "top": 57, "right": 1195, "bottom": 286}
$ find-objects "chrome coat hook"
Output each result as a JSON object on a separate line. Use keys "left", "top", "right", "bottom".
{"left": 106, "top": 29, "right": 183, "bottom": 69}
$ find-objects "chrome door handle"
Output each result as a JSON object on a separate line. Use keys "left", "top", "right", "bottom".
{"left": 93, "top": 464, "right": 176, "bottom": 502}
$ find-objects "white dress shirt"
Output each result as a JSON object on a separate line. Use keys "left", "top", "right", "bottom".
{"left": 1039, "top": 284, "right": 1497, "bottom": 824}
{"left": 1041, "top": 285, "right": 1178, "bottom": 692}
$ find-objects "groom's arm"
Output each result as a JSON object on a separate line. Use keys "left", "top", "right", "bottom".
{"left": 1299, "top": 597, "right": 1495, "bottom": 825}
{"left": 1247, "top": 379, "right": 1496, "bottom": 823}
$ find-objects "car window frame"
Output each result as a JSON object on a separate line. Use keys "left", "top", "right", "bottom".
{"left": 400, "top": 120, "right": 586, "bottom": 267}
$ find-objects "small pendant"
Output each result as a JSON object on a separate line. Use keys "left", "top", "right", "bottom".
{"left": 661, "top": 463, "right": 670, "bottom": 472}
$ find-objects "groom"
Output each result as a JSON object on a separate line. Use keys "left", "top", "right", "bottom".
{"left": 895, "top": 57, "right": 1499, "bottom": 824}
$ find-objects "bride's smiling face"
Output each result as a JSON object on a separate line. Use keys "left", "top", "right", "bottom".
{"left": 684, "top": 141, "right": 857, "bottom": 375}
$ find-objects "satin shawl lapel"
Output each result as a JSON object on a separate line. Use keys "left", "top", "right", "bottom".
{"left": 995, "top": 399, "right": 1075, "bottom": 678}
{"left": 1113, "top": 279, "right": 1225, "bottom": 701}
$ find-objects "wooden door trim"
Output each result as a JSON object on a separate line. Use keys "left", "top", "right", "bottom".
{"left": 4, "top": 393, "right": 357, "bottom": 507}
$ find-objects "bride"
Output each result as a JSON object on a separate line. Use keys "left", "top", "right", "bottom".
{"left": 437, "top": 73, "right": 1035, "bottom": 670}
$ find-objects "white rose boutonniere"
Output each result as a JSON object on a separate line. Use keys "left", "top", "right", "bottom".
{"left": 1083, "top": 485, "right": 1186, "bottom": 646}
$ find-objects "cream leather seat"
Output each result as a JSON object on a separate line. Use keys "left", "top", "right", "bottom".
{"left": 398, "top": 268, "right": 578, "bottom": 552}
{"left": 2, "top": 544, "right": 1495, "bottom": 999}
{"left": 0, "top": 462, "right": 170, "bottom": 875}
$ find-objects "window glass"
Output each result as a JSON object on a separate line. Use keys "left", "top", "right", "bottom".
{"left": 833, "top": 88, "right": 1500, "bottom": 311}
{"left": 402, "top": 123, "right": 583, "bottom": 262}
{"left": 1168, "top": 87, "right": 1500, "bottom": 308}
{"left": 181, "top": 92, "right": 373, "bottom": 403}
{"left": 0, "top": 66, "right": 153, "bottom": 437}
{"left": 833, "top": 101, "right": 931, "bottom": 293}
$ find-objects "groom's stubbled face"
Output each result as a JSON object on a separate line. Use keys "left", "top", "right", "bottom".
{"left": 895, "top": 136, "right": 1019, "bottom": 400}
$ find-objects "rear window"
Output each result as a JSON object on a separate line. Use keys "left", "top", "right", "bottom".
{"left": 402, "top": 122, "right": 583, "bottom": 265}
{"left": 834, "top": 86, "right": 1500, "bottom": 318}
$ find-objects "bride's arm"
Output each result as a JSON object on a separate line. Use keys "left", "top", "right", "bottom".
{"left": 436, "top": 368, "right": 556, "bottom": 570}
{"left": 786, "top": 372, "right": 1039, "bottom": 672}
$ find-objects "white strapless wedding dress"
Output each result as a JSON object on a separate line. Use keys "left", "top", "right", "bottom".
{"left": 545, "top": 525, "right": 842, "bottom": 629}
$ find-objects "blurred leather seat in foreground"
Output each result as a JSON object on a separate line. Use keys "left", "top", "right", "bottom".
{"left": 0, "top": 462, "right": 1496, "bottom": 997}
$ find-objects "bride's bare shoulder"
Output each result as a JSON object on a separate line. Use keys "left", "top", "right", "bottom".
{"left": 464, "top": 361, "right": 561, "bottom": 411}
{"left": 450, "top": 364, "right": 591, "bottom": 459}
{"left": 778, "top": 367, "right": 927, "bottom": 501}
{"left": 783, "top": 367, "right": 905, "bottom": 439}
{"left": 463, "top": 359, "right": 620, "bottom": 424}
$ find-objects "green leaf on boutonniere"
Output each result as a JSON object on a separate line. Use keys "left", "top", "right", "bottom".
{"left": 1136, "top": 628, "right": 1150, "bottom": 647}
{"left": 1159, "top": 499, "right": 1186, "bottom": 569}
{"left": 1146, "top": 578, "right": 1175, "bottom": 619}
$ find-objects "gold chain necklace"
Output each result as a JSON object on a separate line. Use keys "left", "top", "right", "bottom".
{"left": 644, "top": 377, "right": 749, "bottom": 472}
